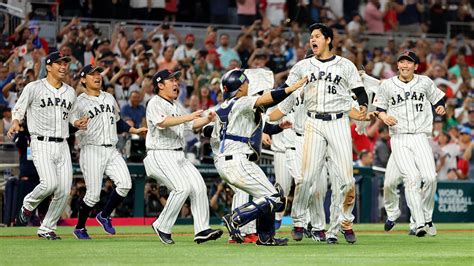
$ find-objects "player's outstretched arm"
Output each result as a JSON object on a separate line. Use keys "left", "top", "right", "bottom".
{"left": 6, "top": 119, "right": 20, "bottom": 139}
{"left": 377, "top": 110, "right": 398, "bottom": 126}
{"left": 157, "top": 110, "right": 204, "bottom": 128}
{"left": 254, "top": 76, "right": 308, "bottom": 108}
{"left": 129, "top": 127, "right": 148, "bottom": 135}
{"left": 192, "top": 111, "right": 216, "bottom": 130}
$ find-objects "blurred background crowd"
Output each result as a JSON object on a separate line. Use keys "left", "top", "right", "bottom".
{"left": 0, "top": 0, "right": 473, "bottom": 223}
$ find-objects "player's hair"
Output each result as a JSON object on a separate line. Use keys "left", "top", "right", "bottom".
{"left": 358, "top": 149, "right": 370, "bottom": 160}
{"left": 309, "top": 23, "right": 334, "bottom": 50}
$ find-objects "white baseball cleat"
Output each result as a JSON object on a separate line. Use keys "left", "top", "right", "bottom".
{"left": 425, "top": 222, "right": 437, "bottom": 236}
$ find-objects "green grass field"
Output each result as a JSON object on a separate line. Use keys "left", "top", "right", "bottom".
{"left": 0, "top": 223, "right": 473, "bottom": 266}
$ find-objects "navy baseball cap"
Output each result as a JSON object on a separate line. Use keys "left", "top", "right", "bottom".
{"left": 79, "top": 64, "right": 104, "bottom": 77}
{"left": 153, "top": 69, "right": 181, "bottom": 87}
{"left": 45, "top": 51, "right": 71, "bottom": 65}
{"left": 397, "top": 50, "right": 419, "bottom": 64}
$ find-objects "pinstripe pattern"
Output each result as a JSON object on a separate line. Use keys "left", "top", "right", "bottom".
{"left": 383, "top": 156, "right": 403, "bottom": 221}
{"left": 391, "top": 134, "right": 437, "bottom": 227}
{"left": 215, "top": 154, "right": 278, "bottom": 199}
{"left": 230, "top": 186, "right": 256, "bottom": 235}
{"left": 293, "top": 115, "right": 355, "bottom": 230}
{"left": 274, "top": 151, "right": 291, "bottom": 221}
{"left": 75, "top": 91, "right": 120, "bottom": 146}
{"left": 373, "top": 75, "right": 445, "bottom": 135}
{"left": 285, "top": 56, "right": 363, "bottom": 113}
{"left": 144, "top": 150, "right": 210, "bottom": 234}
{"left": 24, "top": 140, "right": 73, "bottom": 233}
{"left": 80, "top": 145, "right": 132, "bottom": 207}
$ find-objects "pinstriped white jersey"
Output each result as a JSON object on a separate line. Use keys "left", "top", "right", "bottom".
{"left": 285, "top": 56, "right": 363, "bottom": 113}
{"left": 266, "top": 106, "right": 286, "bottom": 152}
{"left": 12, "top": 78, "right": 77, "bottom": 138}
{"left": 74, "top": 91, "right": 120, "bottom": 146}
{"left": 278, "top": 88, "right": 306, "bottom": 135}
{"left": 146, "top": 95, "right": 192, "bottom": 150}
{"left": 211, "top": 96, "right": 259, "bottom": 156}
{"left": 373, "top": 74, "right": 445, "bottom": 135}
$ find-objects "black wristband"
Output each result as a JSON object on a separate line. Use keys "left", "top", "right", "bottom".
{"left": 433, "top": 97, "right": 446, "bottom": 109}
{"left": 270, "top": 88, "right": 290, "bottom": 104}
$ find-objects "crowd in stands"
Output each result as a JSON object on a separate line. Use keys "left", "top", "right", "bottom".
{"left": 0, "top": 0, "right": 473, "bottom": 221}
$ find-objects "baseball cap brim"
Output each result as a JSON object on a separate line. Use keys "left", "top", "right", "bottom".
{"left": 166, "top": 71, "right": 181, "bottom": 80}
{"left": 86, "top": 66, "right": 104, "bottom": 75}
{"left": 397, "top": 55, "right": 418, "bottom": 64}
{"left": 51, "top": 56, "right": 72, "bottom": 64}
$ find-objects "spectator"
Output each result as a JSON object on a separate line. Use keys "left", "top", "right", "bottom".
{"left": 464, "top": 141, "right": 474, "bottom": 180}
{"left": 383, "top": 0, "right": 398, "bottom": 32}
{"left": 262, "top": 0, "right": 287, "bottom": 26}
{"left": 374, "top": 125, "right": 391, "bottom": 169}
{"left": 158, "top": 45, "right": 179, "bottom": 71}
{"left": 428, "top": 2, "right": 448, "bottom": 34}
{"left": 437, "top": 131, "right": 462, "bottom": 181}
{"left": 364, "top": 0, "right": 384, "bottom": 33}
{"left": 237, "top": 0, "right": 258, "bottom": 26}
{"left": 120, "top": 91, "right": 146, "bottom": 128}
{"left": 149, "top": 24, "right": 181, "bottom": 49}
{"left": 173, "top": 34, "right": 197, "bottom": 63}
{"left": 354, "top": 150, "right": 374, "bottom": 167}
{"left": 234, "top": 34, "right": 254, "bottom": 69}
{"left": 346, "top": 12, "right": 363, "bottom": 36}
{"left": 210, "top": 0, "right": 230, "bottom": 24}
{"left": 216, "top": 33, "right": 240, "bottom": 69}
{"left": 267, "top": 39, "right": 287, "bottom": 74}
{"left": 164, "top": 0, "right": 178, "bottom": 22}
{"left": 2, "top": 107, "right": 11, "bottom": 135}
{"left": 351, "top": 120, "right": 380, "bottom": 161}
{"left": 393, "top": 0, "right": 424, "bottom": 33}
{"left": 209, "top": 181, "right": 234, "bottom": 217}
{"left": 455, "top": 96, "right": 473, "bottom": 125}
{"left": 198, "top": 86, "right": 214, "bottom": 110}
{"left": 128, "top": 26, "right": 148, "bottom": 49}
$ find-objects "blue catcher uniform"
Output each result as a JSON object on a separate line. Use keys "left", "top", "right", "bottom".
{"left": 211, "top": 69, "right": 287, "bottom": 246}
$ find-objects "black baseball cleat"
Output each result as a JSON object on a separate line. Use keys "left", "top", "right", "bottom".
{"left": 384, "top": 219, "right": 396, "bottom": 231}
{"left": 341, "top": 229, "right": 357, "bottom": 244}
{"left": 415, "top": 226, "right": 427, "bottom": 237}
{"left": 17, "top": 207, "right": 33, "bottom": 226}
{"left": 256, "top": 237, "right": 289, "bottom": 246}
{"left": 311, "top": 230, "right": 326, "bottom": 242}
{"left": 151, "top": 226, "right": 175, "bottom": 245}
{"left": 291, "top": 227, "right": 304, "bottom": 241}
{"left": 326, "top": 237, "right": 339, "bottom": 244}
{"left": 38, "top": 232, "right": 61, "bottom": 240}
{"left": 222, "top": 214, "right": 244, "bottom": 243}
{"left": 194, "top": 229, "right": 223, "bottom": 244}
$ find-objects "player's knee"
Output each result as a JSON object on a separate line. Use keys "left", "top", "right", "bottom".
{"left": 39, "top": 181, "right": 57, "bottom": 196}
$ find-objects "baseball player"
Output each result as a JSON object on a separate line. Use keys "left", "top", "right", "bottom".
{"left": 269, "top": 94, "right": 372, "bottom": 244}
{"left": 71, "top": 64, "right": 147, "bottom": 239}
{"left": 144, "top": 69, "right": 223, "bottom": 245}
{"left": 374, "top": 50, "right": 445, "bottom": 237}
{"left": 284, "top": 23, "right": 369, "bottom": 244}
{"left": 211, "top": 69, "right": 307, "bottom": 246}
{"left": 8, "top": 51, "right": 88, "bottom": 240}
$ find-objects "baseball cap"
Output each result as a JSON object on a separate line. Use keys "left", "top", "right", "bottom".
{"left": 459, "top": 126, "right": 471, "bottom": 135}
{"left": 397, "top": 50, "right": 419, "bottom": 64}
{"left": 79, "top": 64, "right": 104, "bottom": 77}
{"left": 134, "top": 25, "right": 143, "bottom": 31}
{"left": 185, "top": 33, "right": 195, "bottom": 40}
{"left": 153, "top": 69, "right": 182, "bottom": 87}
{"left": 45, "top": 51, "right": 71, "bottom": 65}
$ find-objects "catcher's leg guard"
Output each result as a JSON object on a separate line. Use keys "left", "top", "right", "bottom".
{"left": 231, "top": 196, "right": 279, "bottom": 227}
{"left": 273, "top": 183, "right": 287, "bottom": 213}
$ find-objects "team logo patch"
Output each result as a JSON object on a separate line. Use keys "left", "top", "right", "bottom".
{"left": 238, "top": 75, "right": 246, "bottom": 83}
